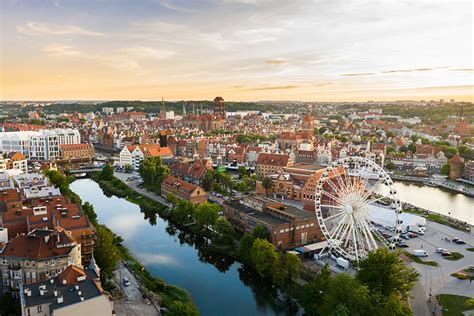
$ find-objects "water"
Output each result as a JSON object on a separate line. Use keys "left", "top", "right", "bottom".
{"left": 71, "top": 179, "right": 300, "bottom": 316}
{"left": 381, "top": 181, "right": 474, "bottom": 225}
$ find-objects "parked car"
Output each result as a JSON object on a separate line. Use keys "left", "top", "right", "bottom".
{"left": 413, "top": 250, "right": 428, "bottom": 257}
{"left": 400, "top": 234, "right": 410, "bottom": 240}
{"left": 441, "top": 251, "right": 452, "bottom": 257}
{"left": 436, "top": 248, "right": 447, "bottom": 254}
{"left": 396, "top": 241, "right": 409, "bottom": 248}
{"left": 468, "top": 265, "right": 474, "bottom": 271}
{"left": 123, "top": 277, "right": 131, "bottom": 287}
{"left": 455, "top": 240, "right": 466, "bottom": 244}
{"left": 452, "top": 238, "right": 460, "bottom": 242}
{"left": 407, "top": 233, "right": 418, "bottom": 238}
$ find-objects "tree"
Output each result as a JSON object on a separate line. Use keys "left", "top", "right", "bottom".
{"left": 0, "top": 292, "right": 21, "bottom": 316}
{"left": 274, "top": 252, "right": 301, "bottom": 287}
{"left": 166, "top": 193, "right": 178, "bottom": 210}
{"left": 238, "top": 166, "right": 248, "bottom": 177}
{"left": 252, "top": 224, "right": 269, "bottom": 240}
{"left": 357, "top": 248, "right": 418, "bottom": 300}
{"left": 214, "top": 217, "right": 235, "bottom": 246}
{"left": 167, "top": 301, "right": 199, "bottom": 316}
{"left": 139, "top": 156, "right": 169, "bottom": 189}
{"left": 407, "top": 143, "right": 416, "bottom": 153}
{"left": 262, "top": 176, "right": 272, "bottom": 196}
{"left": 236, "top": 180, "right": 250, "bottom": 197}
{"left": 101, "top": 164, "right": 114, "bottom": 181}
{"left": 94, "top": 225, "right": 119, "bottom": 277}
{"left": 202, "top": 170, "right": 215, "bottom": 192}
{"left": 250, "top": 238, "right": 278, "bottom": 278}
{"left": 172, "top": 199, "right": 195, "bottom": 225}
{"left": 82, "top": 202, "right": 97, "bottom": 225}
{"left": 299, "top": 265, "right": 332, "bottom": 315}
{"left": 195, "top": 202, "right": 220, "bottom": 229}
{"left": 123, "top": 164, "right": 133, "bottom": 173}
{"left": 385, "top": 161, "right": 396, "bottom": 170}
{"left": 440, "top": 163, "right": 450, "bottom": 176}
{"left": 239, "top": 233, "right": 255, "bottom": 264}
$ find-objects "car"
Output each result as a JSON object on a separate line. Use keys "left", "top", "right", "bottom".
{"left": 441, "top": 251, "right": 452, "bottom": 256}
{"left": 468, "top": 265, "right": 474, "bottom": 271}
{"left": 400, "top": 234, "right": 410, "bottom": 240}
{"left": 455, "top": 240, "right": 466, "bottom": 244}
{"left": 452, "top": 238, "right": 460, "bottom": 242}
{"left": 396, "top": 241, "right": 409, "bottom": 248}
{"left": 407, "top": 233, "right": 418, "bottom": 238}
{"left": 436, "top": 248, "right": 447, "bottom": 253}
{"left": 123, "top": 277, "right": 131, "bottom": 287}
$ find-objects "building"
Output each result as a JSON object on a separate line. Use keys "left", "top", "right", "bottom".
{"left": 463, "top": 160, "right": 474, "bottom": 182}
{"left": 169, "top": 159, "right": 212, "bottom": 185}
{"left": 161, "top": 175, "right": 207, "bottom": 204}
{"left": 449, "top": 153, "right": 463, "bottom": 180}
{"left": 256, "top": 153, "right": 292, "bottom": 179}
{"left": 224, "top": 196, "right": 321, "bottom": 249}
{"left": 0, "top": 129, "right": 81, "bottom": 160}
{"left": 213, "top": 96, "right": 226, "bottom": 119}
{"left": 119, "top": 144, "right": 173, "bottom": 170}
{"left": 20, "top": 265, "right": 113, "bottom": 316}
{"left": 0, "top": 228, "right": 81, "bottom": 291}
{"left": 0, "top": 152, "right": 28, "bottom": 174}
{"left": 60, "top": 144, "right": 95, "bottom": 160}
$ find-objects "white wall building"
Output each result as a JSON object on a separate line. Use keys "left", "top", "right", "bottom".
{"left": 0, "top": 129, "right": 80, "bottom": 160}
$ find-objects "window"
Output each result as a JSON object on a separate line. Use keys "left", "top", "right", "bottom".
{"left": 37, "top": 306, "right": 42, "bottom": 313}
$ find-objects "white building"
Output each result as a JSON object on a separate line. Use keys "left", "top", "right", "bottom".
{"left": 119, "top": 144, "right": 172, "bottom": 170}
{"left": 0, "top": 129, "right": 80, "bottom": 160}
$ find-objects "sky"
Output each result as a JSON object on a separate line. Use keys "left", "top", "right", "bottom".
{"left": 0, "top": 0, "right": 473, "bottom": 102}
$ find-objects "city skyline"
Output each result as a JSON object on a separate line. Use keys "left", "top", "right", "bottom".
{"left": 1, "top": 0, "right": 473, "bottom": 102}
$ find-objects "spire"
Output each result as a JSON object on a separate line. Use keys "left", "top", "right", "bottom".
{"left": 160, "top": 97, "right": 166, "bottom": 119}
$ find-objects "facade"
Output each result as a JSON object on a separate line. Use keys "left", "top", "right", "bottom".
{"left": 463, "top": 160, "right": 474, "bottom": 182}
{"left": 169, "top": 159, "right": 212, "bottom": 185}
{"left": 256, "top": 153, "right": 292, "bottom": 179}
{"left": 161, "top": 175, "right": 207, "bottom": 204}
{"left": 449, "top": 153, "right": 463, "bottom": 180}
{"left": 60, "top": 144, "right": 94, "bottom": 160}
{"left": 119, "top": 144, "right": 173, "bottom": 170}
{"left": 224, "top": 196, "right": 321, "bottom": 250}
{"left": 20, "top": 265, "right": 113, "bottom": 316}
{"left": 0, "top": 228, "right": 81, "bottom": 291}
{"left": 0, "top": 129, "right": 81, "bottom": 160}
{"left": 0, "top": 152, "right": 28, "bottom": 174}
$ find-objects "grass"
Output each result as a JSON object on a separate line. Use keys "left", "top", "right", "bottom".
{"left": 443, "top": 252, "right": 465, "bottom": 261}
{"left": 436, "top": 294, "right": 474, "bottom": 316}
{"left": 466, "top": 248, "right": 474, "bottom": 252}
{"left": 426, "top": 214, "right": 469, "bottom": 232}
{"left": 403, "top": 251, "right": 439, "bottom": 266}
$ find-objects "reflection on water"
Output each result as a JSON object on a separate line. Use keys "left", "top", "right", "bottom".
{"left": 71, "top": 179, "right": 301, "bottom": 316}
{"left": 378, "top": 181, "right": 474, "bottom": 224}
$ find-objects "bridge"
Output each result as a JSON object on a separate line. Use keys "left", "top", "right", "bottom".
{"left": 68, "top": 168, "right": 103, "bottom": 174}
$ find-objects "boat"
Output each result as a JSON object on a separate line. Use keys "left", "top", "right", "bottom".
{"left": 424, "top": 181, "right": 438, "bottom": 187}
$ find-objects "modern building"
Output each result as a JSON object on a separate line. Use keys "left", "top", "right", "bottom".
{"left": 161, "top": 175, "right": 207, "bottom": 204}
{"left": 0, "top": 152, "right": 28, "bottom": 174}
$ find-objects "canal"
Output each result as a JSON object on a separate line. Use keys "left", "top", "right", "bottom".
{"left": 71, "top": 179, "right": 300, "bottom": 316}
{"left": 381, "top": 181, "right": 474, "bottom": 225}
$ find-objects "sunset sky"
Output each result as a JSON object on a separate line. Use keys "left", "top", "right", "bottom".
{"left": 1, "top": 0, "right": 473, "bottom": 102}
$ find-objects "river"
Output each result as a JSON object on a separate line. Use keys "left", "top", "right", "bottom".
{"left": 382, "top": 181, "right": 474, "bottom": 225}
{"left": 70, "top": 179, "right": 300, "bottom": 316}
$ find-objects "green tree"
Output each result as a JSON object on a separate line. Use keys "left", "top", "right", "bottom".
{"left": 238, "top": 166, "right": 248, "bottom": 177}
{"left": 101, "top": 164, "right": 114, "bottom": 181}
{"left": 0, "top": 292, "right": 21, "bottom": 316}
{"left": 123, "top": 164, "right": 133, "bottom": 173}
{"left": 357, "top": 248, "right": 418, "bottom": 300}
{"left": 239, "top": 233, "right": 255, "bottom": 264}
{"left": 82, "top": 202, "right": 97, "bottom": 225}
{"left": 262, "top": 176, "right": 272, "bottom": 196}
{"left": 172, "top": 199, "right": 195, "bottom": 224}
{"left": 252, "top": 224, "right": 269, "bottom": 240}
{"left": 274, "top": 252, "right": 301, "bottom": 287}
{"left": 407, "top": 143, "right": 416, "bottom": 153}
{"left": 236, "top": 180, "right": 250, "bottom": 197}
{"left": 195, "top": 202, "right": 220, "bottom": 229}
{"left": 139, "top": 156, "right": 169, "bottom": 189}
{"left": 299, "top": 265, "right": 332, "bottom": 315}
{"left": 385, "top": 161, "right": 396, "bottom": 170}
{"left": 250, "top": 238, "right": 278, "bottom": 278}
{"left": 202, "top": 170, "right": 215, "bottom": 192}
{"left": 440, "top": 163, "right": 450, "bottom": 176}
{"left": 214, "top": 217, "right": 235, "bottom": 246}
{"left": 166, "top": 193, "right": 178, "bottom": 210}
{"left": 167, "top": 301, "right": 199, "bottom": 316}
{"left": 94, "top": 225, "right": 119, "bottom": 277}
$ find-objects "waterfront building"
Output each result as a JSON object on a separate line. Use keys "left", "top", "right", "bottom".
{"left": 119, "top": 144, "right": 173, "bottom": 170}
{"left": 59, "top": 144, "right": 95, "bottom": 160}
{"left": 463, "top": 160, "right": 474, "bottom": 182}
{"left": 224, "top": 196, "right": 321, "bottom": 250}
{"left": 256, "top": 153, "right": 292, "bottom": 179}
{"left": 161, "top": 175, "right": 207, "bottom": 204}
{"left": 449, "top": 153, "right": 463, "bottom": 180}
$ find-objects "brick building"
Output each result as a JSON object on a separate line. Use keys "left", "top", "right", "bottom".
{"left": 256, "top": 153, "right": 292, "bottom": 179}
{"left": 60, "top": 144, "right": 95, "bottom": 160}
{"left": 161, "top": 175, "right": 207, "bottom": 204}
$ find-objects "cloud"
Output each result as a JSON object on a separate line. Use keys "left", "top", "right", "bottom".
{"left": 265, "top": 59, "right": 287, "bottom": 65}
{"left": 120, "top": 46, "right": 175, "bottom": 60}
{"left": 42, "top": 44, "right": 81, "bottom": 56}
{"left": 312, "top": 83, "right": 333, "bottom": 87}
{"left": 242, "top": 85, "right": 301, "bottom": 91}
{"left": 340, "top": 68, "right": 442, "bottom": 77}
{"left": 17, "top": 22, "right": 104, "bottom": 36}
{"left": 158, "top": 0, "right": 196, "bottom": 12}
{"left": 449, "top": 68, "right": 474, "bottom": 72}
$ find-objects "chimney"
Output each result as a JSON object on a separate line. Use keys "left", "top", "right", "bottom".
{"left": 54, "top": 289, "right": 58, "bottom": 297}
{"left": 74, "top": 284, "right": 79, "bottom": 290}
{"left": 40, "top": 289, "right": 44, "bottom": 296}
{"left": 57, "top": 296, "right": 63, "bottom": 304}
{"left": 78, "top": 290, "right": 82, "bottom": 296}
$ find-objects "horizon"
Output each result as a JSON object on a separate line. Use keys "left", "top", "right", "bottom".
{"left": 1, "top": 0, "right": 473, "bottom": 101}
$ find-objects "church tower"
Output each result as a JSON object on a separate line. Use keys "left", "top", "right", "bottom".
{"left": 213, "top": 96, "right": 225, "bottom": 119}
{"left": 301, "top": 115, "right": 314, "bottom": 136}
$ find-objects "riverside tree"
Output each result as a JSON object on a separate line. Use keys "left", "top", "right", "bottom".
{"left": 94, "top": 225, "right": 120, "bottom": 278}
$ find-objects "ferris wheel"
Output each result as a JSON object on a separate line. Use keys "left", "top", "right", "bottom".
{"left": 314, "top": 156, "right": 402, "bottom": 262}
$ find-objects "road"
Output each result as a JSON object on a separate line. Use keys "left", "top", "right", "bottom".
{"left": 113, "top": 262, "right": 159, "bottom": 316}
